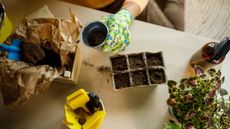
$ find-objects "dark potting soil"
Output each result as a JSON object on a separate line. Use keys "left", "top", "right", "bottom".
{"left": 87, "top": 28, "right": 107, "bottom": 47}
{"left": 98, "top": 65, "right": 111, "bottom": 73}
{"left": 21, "top": 41, "right": 62, "bottom": 67}
{"left": 114, "top": 73, "right": 130, "bottom": 89}
{"left": 131, "top": 70, "right": 148, "bottom": 86}
{"left": 146, "top": 52, "right": 164, "bottom": 66}
{"left": 66, "top": 52, "right": 75, "bottom": 70}
{"left": 148, "top": 69, "right": 166, "bottom": 84}
{"left": 128, "top": 54, "right": 145, "bottom": 69}
{"left": 111, "top": 56, "right": 128, "bottom": 71}
{"left": 74, "top": 107, "right": 88, "bottom": 125}
{"left": 38, "top": 49, "right": 62, "bottom": 68}
{"left": 83, "top": 60, "right": 94, "bottom": 67}
{"left": 74, "top": 92, "right": 103, "bottom": 125}
{"left": 86, "top": 92, "right": 103, "bottom": 113}
{"left": 21, "top": 42, "right": 45, "bottom": 65}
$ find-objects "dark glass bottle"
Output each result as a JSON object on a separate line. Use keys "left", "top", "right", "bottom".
{"left": 190, "top": 37, "right": 230, "bottom": 69}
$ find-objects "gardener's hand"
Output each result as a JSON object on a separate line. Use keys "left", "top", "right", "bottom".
{"left": 100, "top": 9, "right": 133, "bottom": 53}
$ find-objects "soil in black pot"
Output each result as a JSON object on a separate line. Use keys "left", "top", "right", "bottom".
{"left": 111, "top": 55, "right": 128, "bottom": 72}
{"left": 87, "top": 28, "right": 107, "bottom": 47}
{"left": 114, "top": 73, "right": 130, "bottom": 89}
{"left": 146, "top": 52, "right": 164, "bottom": 66}
{"left": 131, "top": 70, "right": 148, "bottom": 86}
{"left": 148, "top": 68, "right": 166, "bottom": 84}
{"left": 128, "top": 54, "right": 145, "bottom": 69}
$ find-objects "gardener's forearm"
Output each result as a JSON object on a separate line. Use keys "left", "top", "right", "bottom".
{"left": 122, "top": 0, "right": 149, "bottom": 17}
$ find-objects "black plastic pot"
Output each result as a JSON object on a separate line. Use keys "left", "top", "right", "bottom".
{"left": 81, "top": 21, "right": 108, "bottom": 48}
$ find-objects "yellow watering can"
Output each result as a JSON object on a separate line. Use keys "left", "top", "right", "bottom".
{"left": 0, "top": 3, "right": 12, "bottom": 43}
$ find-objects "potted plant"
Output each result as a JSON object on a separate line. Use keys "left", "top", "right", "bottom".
{"left": 164, "top": 66, "right": 230, "bottom": 129}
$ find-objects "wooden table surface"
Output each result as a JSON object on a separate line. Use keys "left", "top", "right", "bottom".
{"left": 1, "top": 1, "right": 229, "bottom": 129}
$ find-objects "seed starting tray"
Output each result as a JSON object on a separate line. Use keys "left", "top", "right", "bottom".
{"left": 110, "top": 52, "right": 166, "bottom": 90}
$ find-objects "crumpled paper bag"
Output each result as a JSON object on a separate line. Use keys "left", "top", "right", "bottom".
{"left": 0, "top": 11, "right": 82, "bottom": 109}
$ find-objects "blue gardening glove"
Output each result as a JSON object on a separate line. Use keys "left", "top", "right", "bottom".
{"left": 100, "top": 9, "right": 133, "bottom": 53}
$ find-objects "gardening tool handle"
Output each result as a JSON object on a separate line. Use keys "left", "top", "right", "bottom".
{"left": 0, "top": 43, "right": 20, "bottom": 52}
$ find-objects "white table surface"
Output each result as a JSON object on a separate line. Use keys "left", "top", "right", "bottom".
{"left": 0, "top": 1, "right": 229, "bottom": 129}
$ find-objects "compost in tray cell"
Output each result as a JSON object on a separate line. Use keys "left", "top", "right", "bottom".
{"left": 114, "top": 73, "right": 130, "bottom": 89}
{"left": 131, "top": 70, "right": 148, "bottom": 86}
{"left": 110, "top": 51, "right": 166, "bottom": 90}
{"left": 148, "top": 68, "right": 166, "bottom": 84}
{"left": 110, "top": 55, "right": 128, "bottom": 72}
{"left": 128, "top": 53, "right": 145, "bottom": 69}
{"left": 146, "top": 52, "right": 164, "bottom": 66}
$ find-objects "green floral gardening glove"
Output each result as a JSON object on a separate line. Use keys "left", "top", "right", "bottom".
{"left": 100, "top": 9, "right": 133, "bottom": 52}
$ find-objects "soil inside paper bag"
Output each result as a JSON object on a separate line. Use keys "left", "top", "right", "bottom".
{"left": 0, "top": 13, "right": 82, "bottom": 109}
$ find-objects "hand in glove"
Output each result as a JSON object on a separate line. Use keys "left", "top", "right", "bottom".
{"left": 100, "top": 9, "right": 133, "bottom": 52}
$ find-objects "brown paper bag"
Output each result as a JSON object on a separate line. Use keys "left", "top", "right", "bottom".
{"left": 0, "top": 9, "right": 82, "bottom": 109}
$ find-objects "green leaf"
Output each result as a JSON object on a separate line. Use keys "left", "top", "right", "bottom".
{"left": 220, "top": 88, "right": 228, "bottom": 96}
{"left": 221, "top": 76, "right": 225, "bottom": 84}
{"left": 207, "top": 68, "right": 216, "bottom": 77}
{"left": 166, "top": 66, "right": 229, "bottom": 129}
{"left": 220, "top": 101, "right": 226, "bottom": 110}
{"left": 168, "top": 80, "right": 177, "bottom": 88}
{"left": 180, "top": 78, "right": 188, "bottom": 83}
{"left": 217, "top": 70, "right": 221, "bottom": 76}
{"left": 200, "top": 74, "right": 207, "bottom": 78}
{"left": 164, "top": 121, "right": 181, "bottom": 129}
{"left": 227, "top": 108, "right": 230, "bottom": 115}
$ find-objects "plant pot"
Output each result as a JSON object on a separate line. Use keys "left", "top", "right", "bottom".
{"left": 168, "top": 106, "right": 180, "bottom": 122}
{"left": 81, "top": 21, "right": 108, "bottom": 48}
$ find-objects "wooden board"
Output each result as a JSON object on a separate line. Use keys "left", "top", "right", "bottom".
{"left": 55, "top": 46, "right": 82, "bottom": 84}
{"left": 185, "top": 0, "right": 230, "bottom": 40}
{"left": 1, "top": 1, "right": 229, "bottom": 129}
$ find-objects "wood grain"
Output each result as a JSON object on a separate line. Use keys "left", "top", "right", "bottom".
{"left": 185, "top": 0, "right": 230, "bottom": 40}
